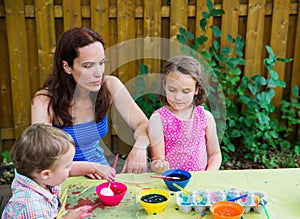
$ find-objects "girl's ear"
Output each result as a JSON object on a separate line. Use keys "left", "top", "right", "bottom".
{"left": 62, "top": 61, "right": 72, "bottom": 74}
{"left": 40, "top": 169, "right": 51, "bottom": 180}
{"left": 195, "top": 85, "right": 199, "bottom": 95}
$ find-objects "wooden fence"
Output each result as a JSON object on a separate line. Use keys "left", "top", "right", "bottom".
{"left": 0, "top": 0, "right": 299, "bottom": 155}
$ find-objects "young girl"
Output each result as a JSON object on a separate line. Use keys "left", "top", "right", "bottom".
{"left": 149, "top": 55, "right": 222, "bottom": 173}
{"left": 1, "top": 124, "right": 108, "bottom": 219}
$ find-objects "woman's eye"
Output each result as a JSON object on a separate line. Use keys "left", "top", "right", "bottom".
{"left": 84, "top": 63, "right": 93, "bottom": 68}
{"left": 99, "top": 60, "right": 105, "bottom": 65}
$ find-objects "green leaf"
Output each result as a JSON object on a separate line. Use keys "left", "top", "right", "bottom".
{"left": 276, "top": 80, "right": 286, "bottom": 87}
{"left": 179, "top": 27, "right": 186, "bottom": 34}
{"left": 248, "top": 84, "right": 258, "bottom": 95}
{"left": 227, "top": 34, "right": 235, "bottom": 43}
{"left": 228, "top": 143, "right": 236, "bottom": 152}
{"left": 229, "top": 68, "right": 241, "bottom": 75}
{"left": 266, "top": 45, "right": 276, "bottom": 59}
{"left": 210, "top": 9, "right": 225, "bottom": 16}
{"left": 253, "top": 75, "right": 267, "bottom": 87}
{"left": 180, "top": 47, "right": 191, "bottom": 55}
{"left": 276, "top": 57, "right": 293, "bottom": 63}
{"left": 292, "top": 85, "right": 299, "bottom": 97}
{"left": 202, "top": 11, "right": 210, "bottom": 19}
{"left": 269, "top": 69, "right": 278, "bottom": 80}
{"left": 221, "top": 47, "right": 231, "bottom": 54}
{"left": 213, "top": 40, "right": 220, "bottom": 50}
{"left": 267, "top": 78, "right": 277, "bottom": 88}
{"left": 215, "top": 53, "right": 227, "bottom": 62}
{"left": 186, "top": 31, "right": 195, "bottom": 40}
{"left": 200, "top": 18, "right": 207, "bottom": 32}
{"left": 195, "top": 36, "right": 208, "bottom": 46}
{"left": 177, "top": 34, "right": 187, "bottom": 45}
{"left": 206, "top": 0, "right": 213, "bottom": 11}
{"left": 211, "top": 25, "right": 222, "bottom": 37}
{"left": 201, "top": 50, "right": 211, "bottom": 59}
{"left": 139, "top": 64, "right": 148, "bottom": 75}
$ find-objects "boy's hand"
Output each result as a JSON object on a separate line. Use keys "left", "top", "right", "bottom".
{"left": 151, "top": 160, "right": 169, "bottom": 173}
{"left": 63, "top": 205, "right": 92, "bottom": 219}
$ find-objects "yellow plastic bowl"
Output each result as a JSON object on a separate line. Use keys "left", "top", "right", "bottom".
{"left": 138, "top": 189, "right": 170, "bottom": 215}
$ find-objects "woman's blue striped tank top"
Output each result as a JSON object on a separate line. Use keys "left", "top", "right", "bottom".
{"left": 56, "top": 114, "right": 109, "bottom": 165}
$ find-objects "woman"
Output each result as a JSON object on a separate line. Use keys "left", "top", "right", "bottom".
{"left": 31, "top": 27, "right": 149, "bottom": 177}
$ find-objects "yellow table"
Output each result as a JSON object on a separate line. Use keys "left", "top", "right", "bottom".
{"left": 58, "top": 168, "right": 300, "bottom": 219}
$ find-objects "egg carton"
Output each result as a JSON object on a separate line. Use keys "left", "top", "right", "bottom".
{"left": 176, "top": 188, "right": 268, "bottom": 214}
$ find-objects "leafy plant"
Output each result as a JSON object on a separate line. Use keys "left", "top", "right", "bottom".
{"left": 1, "top": 150, "right": 14, "bottom": 185}
{"left": 175, "top": 0, "right": 298, "bottom": 168}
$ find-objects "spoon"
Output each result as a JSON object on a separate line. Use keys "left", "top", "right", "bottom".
{"left": 100, "top": 154, "right": 119, "bottom": 196}
{"left": 100, "top": 182, "right": 114, "bottom": 196}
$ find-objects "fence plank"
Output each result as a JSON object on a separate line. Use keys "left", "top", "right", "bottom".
{"left": 4, "top": 0, "right": 31, "bottom": 138}
{"left": 144, "top": 0, "right": 161, "bottom": 74}
{"left": 221, "top": 0, "right": 240, "bottom": 51}
{"left": 34, "top": 0, "right": 56, "bottom": 87}
{"left": 62, "top": 0, "right": 81, "bottom": 30}
{"left": 0, "top": 19, "right": 14, "bottom": 140}
{"left": 270, "top": 0, "right": 291, "bottom": 107}
{"left": 244, "top": 0, "right": 266, "bottom": 77}
{"left": 91, "top": 0, "right": 109, "bottom": 46}
{"left": 117, "top": 0, "right": 136, "bottom": 82}
{"left": 170, "top": 0, "right": 188, "bottom": 56}
{"left": 291, "top": 1, "right": 300, "bottom": 94}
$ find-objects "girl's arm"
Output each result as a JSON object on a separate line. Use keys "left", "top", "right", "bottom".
{"left": 205, "top": 110, "right": 222, "bottom": 170}
{"left": 148, "top": 112, "right": 169, "bottom": 173}
{"left": 105, "top": 76, "right": 150, "bottom": 173}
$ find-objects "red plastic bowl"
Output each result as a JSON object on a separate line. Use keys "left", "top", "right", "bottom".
{"left": 95, "top": 181, "right": 127, "bottom": 206}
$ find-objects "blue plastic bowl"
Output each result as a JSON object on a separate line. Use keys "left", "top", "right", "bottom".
{"left": 162, "top": 169, "right": 191, "bottom": 191}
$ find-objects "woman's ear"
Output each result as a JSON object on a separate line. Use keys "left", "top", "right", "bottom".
{"left": 62, "top": 61, "right": 72, "bottom": 74}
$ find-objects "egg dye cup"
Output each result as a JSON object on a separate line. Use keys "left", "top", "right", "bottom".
{"left": 210, "top": 201, "right": 244, "bottom": 219}
{"left": 95, "top": 181, "right": 127, "bottom": 206}
{"left": 138, "top": 189, "right": 170, "bottom": 215}
{"left": 162, "top": 169, "right": 191, "bottom": 191}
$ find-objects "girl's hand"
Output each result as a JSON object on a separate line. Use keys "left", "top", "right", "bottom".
{"left": 63, "top": 205, "right": 92, "bottom": 219}
{"left": 151, "top": 160, "right": 169, "bottom": 173}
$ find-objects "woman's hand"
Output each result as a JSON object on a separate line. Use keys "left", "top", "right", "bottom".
{"left": 121, "top": 147, "right": 148, "bottom": 174}
{"left": 70, "top": 162, "right": 116, "bottom": 182}
{"left": 151, "top": 159, "right": 169, "bottom": 173}
{"left": 89, "top": 163, "right": 116, "bottom": 181}
{"left": 63, "top": 205, "right": 92, "bottom": 219}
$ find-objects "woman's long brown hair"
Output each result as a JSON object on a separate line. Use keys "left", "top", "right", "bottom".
{"left": 35, "top": 27, "right": 111, "bottom": 126}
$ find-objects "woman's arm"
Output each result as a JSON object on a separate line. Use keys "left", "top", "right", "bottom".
{"left": 148, "top": 112, "right": 169, "bottom": 173}
{"left": 70, "top": 161, "right": 116, "bottom": 182}
{"left": 106, "top": 76, "right": 150, "bottom": 173}
{"left": 205, "top": 110, "right": 222, "bottom": 170}
{"left": 31, "top": 90, "right": 53, "bottom": 125}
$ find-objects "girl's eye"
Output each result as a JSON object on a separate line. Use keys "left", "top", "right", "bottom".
{"left": 183, "top": 90, "right": 191, "bottom": 94}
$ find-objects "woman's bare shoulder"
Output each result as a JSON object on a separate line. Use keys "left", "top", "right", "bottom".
{"left": 32, "top": 89, "right": 50, "bottom": 104}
